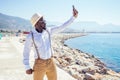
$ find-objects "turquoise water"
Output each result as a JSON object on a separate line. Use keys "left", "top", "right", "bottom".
{"left": 65, "top": 33, "right": 120, "bottom": 72}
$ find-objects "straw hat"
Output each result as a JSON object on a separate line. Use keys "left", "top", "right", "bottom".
{"left": 30, "top": 13, "right": 43, "bottom": 27}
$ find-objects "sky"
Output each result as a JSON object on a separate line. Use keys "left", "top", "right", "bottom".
{"left": 0, "top": 0, "right": 120, "bottom": 25}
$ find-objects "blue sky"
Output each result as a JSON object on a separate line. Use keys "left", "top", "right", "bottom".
{"left": 0, "top": 0, "right": 120, "bottom": 25}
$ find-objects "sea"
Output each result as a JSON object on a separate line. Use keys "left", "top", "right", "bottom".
{"left": 65, "top": 33, "right": 120, "bottom": 72}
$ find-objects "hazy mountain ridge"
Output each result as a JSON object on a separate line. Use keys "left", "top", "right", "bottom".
{"left": 0, "top": 13, "right": 120, "bottom": 32}
{"left": 0, "top": 13, "right": 32, "bottom": 31}
{"left": 68, "top": 22, "right": 120, "bottom": 32}
{"left": 0, "top": 13, "right": 78, "bottom": 32}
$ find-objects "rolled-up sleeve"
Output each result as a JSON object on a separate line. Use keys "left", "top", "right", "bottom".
{"left": 51, "top": 16, "right": 75, "bottom": 34}
{"left": 23, "top": 34, "right": 32, "bottom": 70}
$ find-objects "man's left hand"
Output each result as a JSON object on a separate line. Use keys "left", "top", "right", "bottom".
{"left": 73, "top": 5, "right": 78, "bottom": 18}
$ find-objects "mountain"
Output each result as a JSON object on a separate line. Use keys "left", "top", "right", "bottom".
{"left": 68, "top": 22, "right": 120, "bottom": 32}
{"left": 0, "top": 13, "right": 32, "bottom": 31}
{"left": 48, "top": 21, "right": 120, "bottom": 32}
{"left": 0, "top": 13, "right": 78, "bottom": 32}
{"left": 1, "top": 13, "right": 120, "bottom": 32}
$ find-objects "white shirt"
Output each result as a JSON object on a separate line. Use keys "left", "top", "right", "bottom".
{"left": 23, "top": 16, "right": 75, "bottom": 70}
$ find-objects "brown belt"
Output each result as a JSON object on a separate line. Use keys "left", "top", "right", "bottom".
{"left": 35, "top": 58, "right": 52, "bottom": 63}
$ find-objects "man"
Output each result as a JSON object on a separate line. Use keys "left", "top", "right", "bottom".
{"left": 23, "top": 6, "right": 78, "bottom": 80}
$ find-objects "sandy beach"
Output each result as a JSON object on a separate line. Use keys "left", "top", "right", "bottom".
{"left": 0, "top": 33, "right": 120, "bottom": 80}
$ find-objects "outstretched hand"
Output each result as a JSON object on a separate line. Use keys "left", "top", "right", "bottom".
{"left": 73, "top": 5, "right": 78, "bottom": 18}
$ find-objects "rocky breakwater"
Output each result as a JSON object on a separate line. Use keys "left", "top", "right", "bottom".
{"left": 52, "top": 33, "right": 120, "bottom": 80}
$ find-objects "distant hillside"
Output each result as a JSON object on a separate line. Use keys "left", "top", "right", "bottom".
{"left": 69, "top": 22, "right": 120, "bottom": 32}
{"left": 1, "top": 13, "right": 119, "bottom": 32}
{"left": 0, "top": 13, "right": 32, "bottom": 31}
{"left": 0, "top": 13, "right": 79, "bottom": 32}
{"left": 48, "top": 21, "right": 120, "bottom": 32}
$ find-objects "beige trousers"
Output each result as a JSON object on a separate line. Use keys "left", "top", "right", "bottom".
{"left": 33, "top": 58, "right": 57, "bottom": 80}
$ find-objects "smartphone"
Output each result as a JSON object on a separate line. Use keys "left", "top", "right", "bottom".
{"left": 72, "top": 5, "right": 75, "bottom": 10}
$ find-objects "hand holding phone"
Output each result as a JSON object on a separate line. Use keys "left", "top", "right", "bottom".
{"left": 72, "top": 5, "right": 78, "bottom": 18}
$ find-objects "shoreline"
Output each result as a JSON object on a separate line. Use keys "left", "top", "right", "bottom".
{"left": 52, "top": 33, "right": 120, "bottom": 80}
{"left": 64, "top": 33, "right": 120, "bottom": 73}
{"left": 2, "top": 33, "right": 120, "bottom": 80}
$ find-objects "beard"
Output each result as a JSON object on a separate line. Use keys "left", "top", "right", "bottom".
{"left": 42, "top": 26, "right": 46, "bottom": 30}
{"left": 36, "top": 24, "right": 46, "bottom": 33}
{"left": 40, "top": 23, "right": 46, "bottom": 30}
{"left": 35, "top": 22, "right": 46, "bottom": 33}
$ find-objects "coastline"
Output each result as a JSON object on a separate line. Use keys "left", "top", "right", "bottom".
{"left": 52, "top": 33, "right": 120, "bottom": 80}
{"left": 1, "top": 33, "right": 120, "bottom": 80}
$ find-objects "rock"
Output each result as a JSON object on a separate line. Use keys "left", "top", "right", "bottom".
{"left": 84, "top": 73, "right": 95, "bottom": 80}
{"left": 107, "top": 70, "right": 120, "bottom": 77}
{"left": 101, "top": 68, "right": 107, "bottom": 74}
{"left": 68, "top": 69, "right": 75, "bottom": 75}
{"left": 75, "top": 61, "right": 81, "bottom": 65}
{"left": 72, "top": 74, "right": 79, "bottom": 79}
{"left": 62, "top": 63, "right": 69, "bottom": 67}
{"left": 94, "top": 73, "right": 103, "bottom": 80}
{"left": 88, "top": 70, "right": 95, "bottom": 75}
{"left": 107, "top": 70, "right": 116, "bottom": 75}
{"left": 64, "top": 44, "right": 68, "bottom": 46}
{"left": 65, "top": 57, "right": 72, "bottom": 63}
{"left": 53, "top": 55, "right": 57, "bottom": 58}
{"left": 56, "top": 58, "right": 63, "bottom": 64}
{"left": 96, "top": 68, "right": 107, "bottom": 74}
{"left": 82, "top": 68, "right": 90, "bottom": 74}
{"left": 95, "top": 62, "right": 105, "bottom": 69}
{"left": 82, "top": 68, "right": 95, "bottom": 75}
{"left": 72, "top": 67, "right": 78, "bottom": 71}
{"left": 52, "top": 34, "right": 120, "bottom": 80}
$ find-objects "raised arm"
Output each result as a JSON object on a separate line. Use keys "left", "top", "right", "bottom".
{"left": 51, "top": 5, "right": 78, "bottom": 34}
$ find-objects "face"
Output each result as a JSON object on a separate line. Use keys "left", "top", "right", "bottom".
{"left": 35, "top": 17, "right": 46, "bottom": 32}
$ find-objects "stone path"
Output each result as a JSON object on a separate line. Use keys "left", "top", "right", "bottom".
{"left": 0, "top": 38, "right": 31, "bottom": 80}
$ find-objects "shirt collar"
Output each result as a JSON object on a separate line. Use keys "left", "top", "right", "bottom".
{"left": 31, "top": 28, "right": 47, "bottom": 34}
